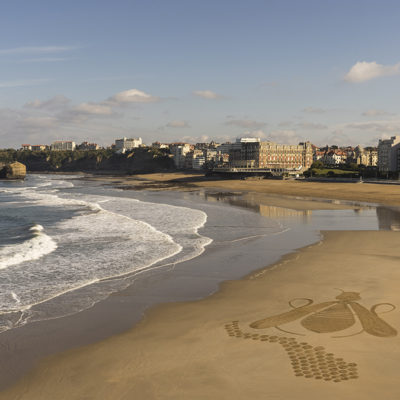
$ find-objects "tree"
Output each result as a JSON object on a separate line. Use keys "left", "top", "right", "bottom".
{"left": 310, "top": 160, "right": 324, "bottom": 169}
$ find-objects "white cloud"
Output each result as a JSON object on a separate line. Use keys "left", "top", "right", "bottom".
{"left": 241, "top": 130, "right": 268, "bottom": 139}
{"left": 20, "top": 116, "right": 58, "bottom": 129}
{"left": 0, "top": 46, "right": 79, "bottom": 55}
{"left": 24, "top": 95, "right": 70, "bottom": 110}
{"left": 166, "top": 120, "right": 189, "bottom": 128}
{"left": 345, "top": 120, "right": 400, "bottom": 133}
{"left": 73, "top": 102, "right": 113, "bottom": 115}
{"left": 361, "top": 109, "right": 394, "bottom": 117}
{"left": 193, "top": 90, "right": 222, "bottom": 99}
{"left": 108, "top": 89, "right": 159, "bottom": 104}
{"left": 321, "top": 130, "right": 352, "bottom": 147}
{"left": 177, "top": 135, "right": 211, "bottom": 143}
{"left": 226, "top": 119, "right": 266, "bottom": 129}
{"left": 344, "top": 61, "right": 400, "bottom": 83}
{"left": 267, "top": 130, "right": 301, "bottom": 144}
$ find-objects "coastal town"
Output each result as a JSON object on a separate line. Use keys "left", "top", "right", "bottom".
{"left": 10, "top": 135, "right": 400, "bottom": 179}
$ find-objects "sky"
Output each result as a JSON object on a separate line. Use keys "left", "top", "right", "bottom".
{"left": 1, "top": 0, "right": 400, "bottom": 148}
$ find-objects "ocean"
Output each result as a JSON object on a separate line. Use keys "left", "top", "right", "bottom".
{"left": 0, "top": 174, "right": 396, "bottom": 337}
{"left": 0, "top": 174, "right": 215, "bottom": 333}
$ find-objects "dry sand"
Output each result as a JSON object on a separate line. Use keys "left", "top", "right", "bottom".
{"left": 1, "top": 175, "right": 400, "bottom": 399}
{"left": 1, "top": 229, "right": 399, "bottom": 400}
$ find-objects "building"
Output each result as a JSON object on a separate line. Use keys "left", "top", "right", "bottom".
{"left": 21, "top": 144, "right": 49, "bottom": 151}
{"left": 31, "top": 145, "right": 49, "bottom": 151}
{"left": 216, "top": 142, "right": 233, "bottom": 154}
{"left": 229, "top": 139, "right": 313, "bottom": 171}
{"left": 170, "top": 143, "right": 193, "bottom": 168}
{"left": 321, "top": 149, "right": 346, "bottom": 166}
{"left": 51, "top": 141, "right": 76, "bottom": 151}
{"left": 151, "top": 141, "right": 169, "bottom": 149}
{"left": 77, "top": 141, "right": 99, "bottom": 150}
{"left": 378, "top": 136, "right": 400, "bottom": 173}
{"left": 354, "top": 146, "right": 378, "bottom": 167}
{"left": 115, "top": 137, "right": 142, "bottom": 153}
{"left": 192, "top": 156, "right": 205, "bottom": 170}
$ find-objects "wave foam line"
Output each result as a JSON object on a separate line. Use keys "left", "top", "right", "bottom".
{"left": 0, "top": 224, "right": 57, "bottom": 270}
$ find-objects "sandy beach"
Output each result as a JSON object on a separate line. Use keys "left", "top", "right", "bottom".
{"left": 88, "top": 172, "right": 400, "bottom": 207}
{"left": 1, "top": 175, "right": 400, "bottom": 399}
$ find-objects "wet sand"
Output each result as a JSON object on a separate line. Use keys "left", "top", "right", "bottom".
{"left": 1, "top": 230, "right": 399, "bottom": 400}
{"left": 1, "top": 175, "right": 399, "bottom": 399}
{"left": 90, "top": 172, "right": 400, "bottom": 207}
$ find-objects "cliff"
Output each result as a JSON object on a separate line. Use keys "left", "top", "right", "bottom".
{"left": 0, "top": 161, "right": 27, "bottom": 179}
{"left": 0, "top": 148, "right": 175, "bottom": 174}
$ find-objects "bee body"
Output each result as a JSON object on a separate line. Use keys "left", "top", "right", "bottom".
{"left": 250, "top": 291, "right": 397, "bottom": 338}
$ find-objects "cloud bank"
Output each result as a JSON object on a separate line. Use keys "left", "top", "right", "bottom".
{"left": 193, "top": 90, "right": 222, "bottom": 99}
{"left": 344, "top": 61, "right": 400, "bottom": 83}
{"left": 108, "top": 89, "right": 159, "bottom": 104}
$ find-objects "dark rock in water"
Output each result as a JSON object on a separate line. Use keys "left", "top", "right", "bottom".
{"left": 0, "top": 161, "right": 26, "bottom": 179}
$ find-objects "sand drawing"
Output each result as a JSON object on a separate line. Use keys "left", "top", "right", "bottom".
{"left": 225, "top": 291, "right": 397, "bottom": 382}
{"left": 250, "top": 291, "right": 397, "bottom": 337}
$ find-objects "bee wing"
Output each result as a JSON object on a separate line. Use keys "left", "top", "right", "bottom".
{"left": 250, "top": 301, "right": 336, "bottom": 329}
{"left": 350, "top": 302, "right": 397, "bottom": 337}
{"left": 301, "top": 302, "right": 355, "bottom": 333}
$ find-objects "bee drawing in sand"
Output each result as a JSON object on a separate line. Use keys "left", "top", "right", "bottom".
{"left": 250, "top": 290, "right": 397, "bottom": 338}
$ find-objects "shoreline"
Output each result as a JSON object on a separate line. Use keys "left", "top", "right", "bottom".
{"left": 1, "top": 175, "right": 399, "bottom": 399}
{"left": 2, "top": 229, "right": 399, "bottom": 400}
{"left": 0, "top": 178, "right": 327, "bottom": 390}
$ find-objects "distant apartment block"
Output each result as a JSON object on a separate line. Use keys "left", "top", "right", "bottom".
{"left": 192, "top": 155, "right": 206, "bottom": 170}
{"left": 170, "top": 143, "right": 193, "bottom": 169}
{"left": 216, "top": 142, "right": 234, "bottom": 155}
{"left": 115, "top": 137, "right": 142, "bottom": 153}
{"left": 378, "top": 136, "right": 400, "bottom": 172}
{"left": 51, "top": 141, "right": 76, "bottom": 151}
{"left": 21, "top": 144, "right": 32, "bottom": 151}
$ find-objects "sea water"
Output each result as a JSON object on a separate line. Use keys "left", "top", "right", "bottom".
{"left": 0, "top": 174, "right": 214, "bottom": 332}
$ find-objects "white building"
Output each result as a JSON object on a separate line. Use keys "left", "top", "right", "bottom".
{"left": 51, "top": 141, "right": 76, "bottom": 151}
{"left": 115, "top": 137, "right": 142, "bottom": 153}
{"left": 170, "top": 144, "right": 192, "bottom": 168}
{"left": 378, "top": 136, "right": 400, "bottom": 172}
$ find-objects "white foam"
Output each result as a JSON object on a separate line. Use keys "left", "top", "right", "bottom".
{"left": 0, "top": 176, "right": 214, "bottom": 330}
{"left": 0, "top": 225, "right": 58, "bottom": 270}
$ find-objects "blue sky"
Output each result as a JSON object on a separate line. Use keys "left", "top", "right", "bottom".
{"left": 1, "top": 0, "right": 400, "bottom": 148}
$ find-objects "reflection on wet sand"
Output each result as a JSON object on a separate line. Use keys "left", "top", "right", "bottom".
{"left": 202, "top": 191, "right": 311, "bottom": 219}
{"left": 202, "top": 190, "right": 400, "bottom": 232}
{"left": 259, "top": 204, "right": 311, "bottom": 218}
{"left": 376, "top": 207, "right": 400, "bottom": 231}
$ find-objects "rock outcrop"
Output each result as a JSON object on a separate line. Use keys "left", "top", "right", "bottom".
{"left": 0, "top": 161, "right": 26, "bottom": 179}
